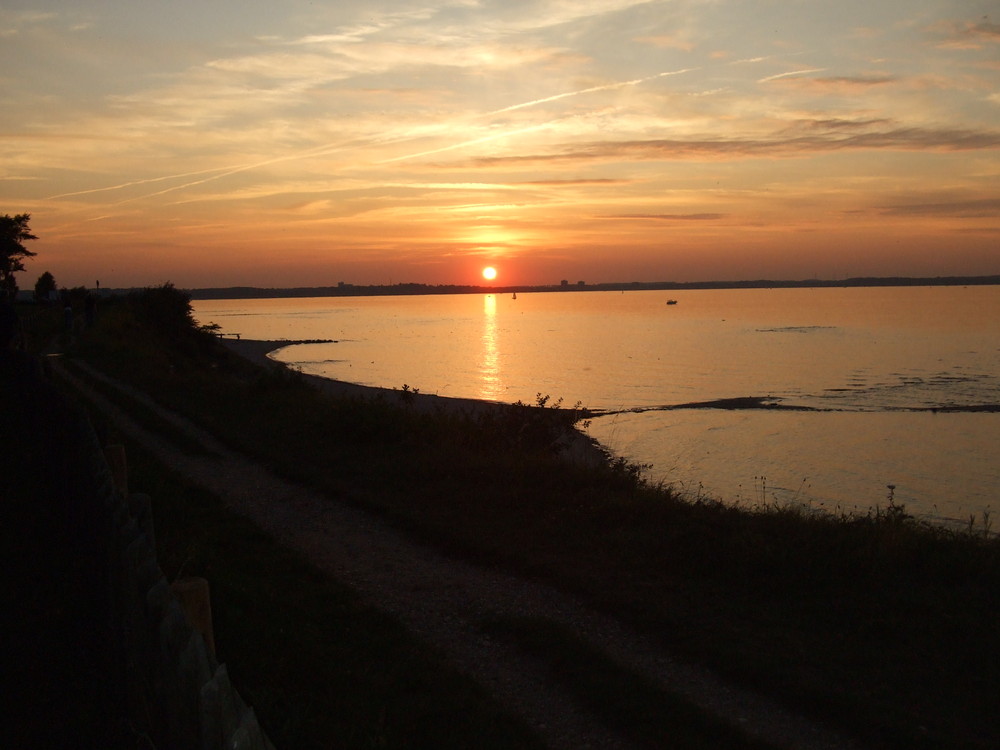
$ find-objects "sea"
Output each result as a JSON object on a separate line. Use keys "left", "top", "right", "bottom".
{"left": 192, "top": 286, "right": 1000, "bottom": 528}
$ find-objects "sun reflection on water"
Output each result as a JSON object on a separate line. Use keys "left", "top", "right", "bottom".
{"left": 479, "top": 294, "right": 503, "bottom": 401}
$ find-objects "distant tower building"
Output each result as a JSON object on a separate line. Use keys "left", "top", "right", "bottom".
{"left": 561, "top": 279, "right": 568, "bottom": 287}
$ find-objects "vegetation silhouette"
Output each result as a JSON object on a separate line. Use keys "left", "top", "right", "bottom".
{"left": 33, "top": 270, "right": 56, "bottom": 303}
{"left": 0, "top": 213, "right": 37, "bottom": 300}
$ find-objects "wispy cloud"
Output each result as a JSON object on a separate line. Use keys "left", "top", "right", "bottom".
{"left": 470, "top": 0, "right": 660, "bottom": 35}
{"left": 7, "top": 11, "right": 57, "bottom": 26}
{"left": 602, "top": 213, "right": 727, "bottom": 221}
{"left": 289, "top": 7, "right": 440, "bottom": 46}
{"left": 377, "top": 121, "right": 566, "bottom": 164}
{"left": 636, "top": 33, "right": 696, "bottom": 51}
{"left": 876, "top": 198, "right": 1000, "bottom": 218}
{"left": 789, "top": 74, "right": 897, "bottom": 90}
{"left": 932, "top": 19, "right": 1000, "bottom": 49}
{"left": 522, "top": 178, "right": 629, "bottom": 187}
{"left": 757, "top": 68, "right": 827, "bottom": 83}
{"left": 472, "top": 123, "right": 1000, "bottom": 167}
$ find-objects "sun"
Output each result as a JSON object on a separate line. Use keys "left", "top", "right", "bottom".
{"left": 482, "top": 266, "right": 498, "bottom": 281}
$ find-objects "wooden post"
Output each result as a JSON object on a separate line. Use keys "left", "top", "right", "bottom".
{"left": 171, "top": 577, "right": 216, "bottom": 658}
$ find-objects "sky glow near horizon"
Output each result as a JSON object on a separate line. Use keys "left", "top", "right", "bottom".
{"left": 2, "top": 0, "right": 998, "bottom": 288}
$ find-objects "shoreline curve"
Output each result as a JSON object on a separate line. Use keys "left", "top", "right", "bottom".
{"left": 221, "top": 338, "right": 609, "bottom": 468}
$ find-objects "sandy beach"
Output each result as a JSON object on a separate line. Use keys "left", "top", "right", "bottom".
{"left": 221, "top": 338, "right": 515, "bottom": 414}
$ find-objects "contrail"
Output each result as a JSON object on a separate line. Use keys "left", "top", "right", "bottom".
{"left": 44, "top": 166, "right": 238, "bottom": 200}
{"left": 44, "top": 123, "right": 464, "bottom": 207}
{"left": 43, "top": 67, "right": 700, "bottom": 206}
{"left": 103, "top": 157, "right": 315, "bottom": 207}
{"left": 131, "top": 128, "right": 465, "bottom": 201}
{"left": 486, "top": 67, "right": 698, "bottom": 115}
{"left": 45, "top": 136, "right": 372, "bottom": 205}
{"left": 379, "top": 68, "right": 698, "bottom": 164}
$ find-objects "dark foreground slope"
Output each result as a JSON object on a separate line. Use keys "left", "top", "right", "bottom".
{"left": 21, "top": 287, "right": 1000, "bottom": 749}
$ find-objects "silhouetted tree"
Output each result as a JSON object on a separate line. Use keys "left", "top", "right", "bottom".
{"left": 0, "top": 213, "right": 38, "bottom": 300}
{"left": 34, "top": 271, "right": 56, "bottom": 303}
{"left": 128, "top": 283, "right": 196, "bottom": 334}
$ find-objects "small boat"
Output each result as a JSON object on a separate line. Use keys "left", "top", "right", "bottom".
{"left": 666, "top": 299, "right": 678, "bottom": 305}
{"left": 512, "top": 292, "right": 517, "bottom": 299}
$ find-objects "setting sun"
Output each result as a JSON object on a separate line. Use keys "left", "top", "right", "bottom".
{"left": 482, "top": 266, "right": 497, "bottom": 281}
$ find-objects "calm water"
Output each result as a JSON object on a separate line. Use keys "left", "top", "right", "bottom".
{"left": 193, "top": 286, "right": 1000, "bottom": 526}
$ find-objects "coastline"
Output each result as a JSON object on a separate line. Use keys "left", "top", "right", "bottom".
{"left": 183, "top": 274, "right": 1000, "bottom": 301}
{"left": 221, "top": 338, "right": 512, "bottom": 414}
{"left": 221, "top": 338, "right": 609, "bottom": 467}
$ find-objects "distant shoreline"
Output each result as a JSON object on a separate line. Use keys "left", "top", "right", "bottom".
{"left": 51, "top": 275, "right": 998, "bottom": 302}
{"left": 183, "top": 274, "right": 1000, "bottom": 300}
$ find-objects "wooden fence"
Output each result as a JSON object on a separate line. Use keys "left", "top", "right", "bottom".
{"left": 104, "top": 444, "right": 275, "bottom": 750}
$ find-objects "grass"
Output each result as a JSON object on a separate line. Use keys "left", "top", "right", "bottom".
{"left": 121, "top": 441, "right": 545, "bottom": 750}
{"left": 59, "top": 356, "right": 214, "bottom": 457}
{"left": 31, "top": 288, "right": 1000, "bottom": 749}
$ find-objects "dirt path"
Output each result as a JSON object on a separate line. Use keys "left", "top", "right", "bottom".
{"left": 53, "top": 354, "right": 865, "bottom": 750}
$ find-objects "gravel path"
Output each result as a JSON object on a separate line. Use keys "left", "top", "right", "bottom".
{"left": 53, "top": 351, "right": 866, "bottom": 750}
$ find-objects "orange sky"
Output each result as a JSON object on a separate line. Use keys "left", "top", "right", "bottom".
{"left": 3, "top": 1, "right": 998, "bottom": 289}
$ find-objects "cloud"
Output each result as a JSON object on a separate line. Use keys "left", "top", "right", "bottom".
{"left": 782, "top": 74, "right": 897, "bottom": 92}
{"left": 783, "top": 118, "right": 893, "bottom": 132}
{"left": 471, "top": 0, "right": 663, "bottom": 35}
{"left": 378, "top": 120, "right": 566, "bottom": 164}
{"left": 635, "top": 33, "right": 696, "bottom": 52}
{"left": 956, "top": 226, "right": 1000, "bottom": 235}
{"left": 469, "top": 118, "right": 1000, "bottom": 167}
{"left": 8, "top": 10, "right": 58, "bottom": 26}
{"left": 933, "top": 19, "right": 1000, "bottom": 49}
{"left": 602, "top": 213, "right": 726, "bottom": 221}
{"left": 522, "top": 178, "right": 629, "bottom": 186}
{"left": 243, "top": 40, "right": 556, "bottom": 80}
{"left": 757, "top": 68, "right": 827, "bottom": 83}
{"left": 285, "top": 0, "right": 654, "bottom": 52}
{"left": 289, "top": 7, "right": 440, "bottom": 46}
{"left": 0, "top": 10, "right": 57, "bottom": 37}
{"left": 876, "top": 198, "right": 1000, "bottom": 218}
